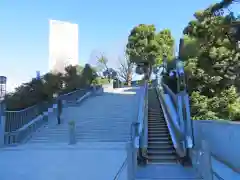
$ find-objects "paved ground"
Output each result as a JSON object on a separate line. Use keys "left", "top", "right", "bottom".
{"left": 0, "top": 142, "right": 127, "bottom": 180}
{"left": 136, "top": 164, "right": 202, "bottom": 180}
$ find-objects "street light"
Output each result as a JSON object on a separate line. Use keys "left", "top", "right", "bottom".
{"left": 176, "top": 59, "right": 186, "bottom": 92}
{"left": 162, "top": 55, "right": 167, "bottom": 74}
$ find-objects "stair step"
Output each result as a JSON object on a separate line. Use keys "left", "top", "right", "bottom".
{"left": 148, "top": 131, "right": 169, "bottom": 134}
{"left": 148, "top": 120, "right": 166, "bottom": 123}
{"left": 148, "top": 137, "right": 171, "bottom": 142}
{"left": 147, "top": 150, "right": 176, "bottom": 155}
{"left": 148, "top": 154, "right": 177, "bottom": 160}
{"left": 148, "top": 141, "right": 173, "bottom": 146}
{"left": 148, "top": 114, "right": 163, "bottom": 116}
{"left": 148, "top": 133, "right": 170, "bottom": 136}
{"left": 148, "top": 122, "right": 166, "bottom": 125}
{"left": 148, "top": 126, "right": 168, "bottom": 128}
{"left": 148, "top": 118, "right": 165, "bottom": 121}
{"left": 148, "top": 135, "right": 171, "bottom": 141}
{"left": 148, "top": 126, "right": 168, "bottom": 129}
{"left": 148, "top": 126, "right": 167, "bottom": 129}
{"left": 148, "top": 121, "right": 166, "bottom": 124}
{"left": 148, "top": 116, "right": 164, "bottom": 118}
{"left": 147, "top": 157, "right": 177, "bottom": 163}
{"left": 148, "top": 145, "right": 174, "bottom": 150}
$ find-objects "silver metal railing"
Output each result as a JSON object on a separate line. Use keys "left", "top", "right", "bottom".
{"left": 5, "top": 88, "right": 88, "bottom": 132}
{"left": 3, "top": 88, "right": 97, "bottom": 145}
{"left": 155, "top": 85, "right": 186, "bottom": 158}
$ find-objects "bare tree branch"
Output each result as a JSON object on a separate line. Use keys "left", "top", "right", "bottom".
{"left": 117, "top": 55, "right": 134, "bottom": 85}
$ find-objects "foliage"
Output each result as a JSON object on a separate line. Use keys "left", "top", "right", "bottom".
{"left": 182, "top": 2, "right": 240, "bottom": 120}
{"left": 126, "top": 24, "right": 174, "bottom": 79}
{"left": 5, "top": 64, "right": 97, "bottom": 111}
{"left": 155, "top": 29, "right": 175, "bottom": 64}
{"left": 96, "top": 54, "right": 117, "bottom": 81}
{"left": 97, "top": 54, "right": 108, "bottom": 71}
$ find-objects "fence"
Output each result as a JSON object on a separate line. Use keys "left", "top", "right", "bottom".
{"left": 5, "top": 88, "right": 89, "bottom": 132}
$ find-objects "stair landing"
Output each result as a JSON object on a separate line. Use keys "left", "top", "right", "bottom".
{"left": 136, "top": 164, "right": 202, "bottom": 180}
{"left": 0, "top": 142, "right": 127, "bottom": 180}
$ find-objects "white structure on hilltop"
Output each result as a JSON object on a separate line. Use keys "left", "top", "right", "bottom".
{"left": 49, "top": 19, "right": 79, "bottom": 74}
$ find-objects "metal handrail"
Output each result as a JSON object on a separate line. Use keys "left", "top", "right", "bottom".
{"left": 5, "top": 88, "right": 88, "bottom": 132}
{"left": 155, "top": 86, "right": 186, "bottom": 158}
{"left": 3, "top": 87, "right": 98, "bottom": 145}
{"left": 162, "top": 83, "right": 177, "bottom": 110}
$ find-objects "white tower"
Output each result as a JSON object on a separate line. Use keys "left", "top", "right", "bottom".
{"left": 49, "top": 20, "right": 79, "bottom": 74}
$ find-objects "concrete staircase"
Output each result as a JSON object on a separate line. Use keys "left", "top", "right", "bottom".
{"left": 147, "top": 88, "right": 177, "bottom": 164}
{"left": 26, "top": 87, "right": 141, "bottom": 144}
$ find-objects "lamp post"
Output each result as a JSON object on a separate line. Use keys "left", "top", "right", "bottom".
{"left": 53, "top": 93, "right": 62, "bottom": 125}
{"left": 176, "top": 59, "right": 186, "bottom": 93}
{"left": 0, "top": 76, "right": 7, "bottom": 147}
{"left": 162, "top": 55, "right": 167, "bottom": 74}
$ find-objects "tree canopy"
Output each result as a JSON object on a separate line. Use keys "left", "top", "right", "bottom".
{"left": 126, "top": 24, "right": 174, "bottom": 79}
{"left": 5, "top": 64, "right": 98, "bottom": 111}
{"left": 181, "top": 2, "right": 240, "bottom": 120}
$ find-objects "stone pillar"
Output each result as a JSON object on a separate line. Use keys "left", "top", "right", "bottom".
{"left": 0, "top": 102, "right": 6, "bottom": 147}
{"left": 68, "top": 120, "right": 76, "bottom": 145}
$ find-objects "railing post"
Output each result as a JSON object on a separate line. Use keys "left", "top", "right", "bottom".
{"left": 201, "top": 140, "right": 213, "bottom": 180}
{"left": 143, "top": 85, "right": 148, "bottom": 150}
{"left": 0, "top": 102, "right": 6, "bottom": 147}
{"left": 68, "top": 120, "right": 76, "bottom": 145}
{"left": 57, "top": 99, "right": 62, "bottom": 125}
{"left": 126, "top": 142, "right": 135, "bottom": 180}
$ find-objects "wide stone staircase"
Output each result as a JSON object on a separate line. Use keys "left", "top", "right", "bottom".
{"left": 26, "top": 87, "right": 140, "bottom": 144}
{"left": 147, "top": 88, "right": 177, "bottom": 164}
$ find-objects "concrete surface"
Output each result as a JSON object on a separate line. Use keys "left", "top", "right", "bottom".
{"left": 193, "top": 120, "right": 240, "bottom": 170}
{"left": 136, "top": 164, "right": 202, "bottom": 179}
{"left": 0, "top": 142, "right": 127, "bottom": 180}
{"left": 26, "top": 87, "right": 141, "bottom": 144}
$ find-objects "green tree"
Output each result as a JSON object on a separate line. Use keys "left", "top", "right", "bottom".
{"left": 182, "top": 3, "right": 240, "bottom": 121}
{"left": 5, "top": 64, "right": 97, "bottom": 111}
{"left": 81, "top": 64, "right": 96, "bottom": 87}
{"left": 126, "top": 24, "right": 175, "bottom": 79}
{"left": 126, "top": 24, "right": 159, "bottom": 79}
{"left": 155, "top": 29, "right": 175, "bottom": 65}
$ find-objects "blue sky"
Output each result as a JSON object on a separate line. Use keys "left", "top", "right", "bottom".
{"left": 0, "top": 0, "right": 239, "bottom": 91}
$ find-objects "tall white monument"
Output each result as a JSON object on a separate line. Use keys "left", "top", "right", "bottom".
{"left": 49, "top": 20, "right": 79, "bottom": 73}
